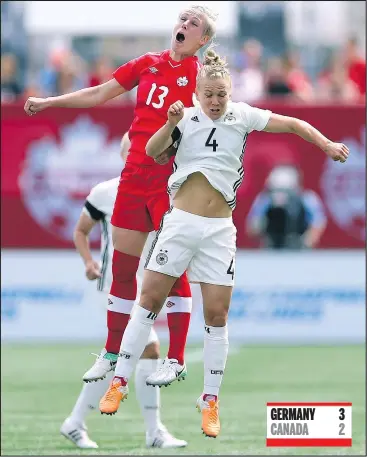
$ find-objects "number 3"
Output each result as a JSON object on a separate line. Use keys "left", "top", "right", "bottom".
{"left": 146, "top": 83, "right": 169, "bottom": 108}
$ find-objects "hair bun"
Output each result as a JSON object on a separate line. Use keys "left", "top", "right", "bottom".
{"left": 203, "top": 49, "right": 227, "bottom": 67}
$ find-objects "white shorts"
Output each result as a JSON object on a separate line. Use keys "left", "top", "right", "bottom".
{"left": 145, "top": 207, "right": 236, "bottom": 286}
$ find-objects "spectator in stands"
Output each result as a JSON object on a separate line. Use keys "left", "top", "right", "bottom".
{"left": 264, "top": 57, "right": 293, "bottom": 99}
{"left": 246, "top": 165, "right": 327, "bottom": 249}
{"left": 88, "top": 57, "right": 113, "bottom": 87}
{"left": 38, "top": 48, "right": 86, "bottom": 97}
{"left": 283, "top": 51, "right": 314, "bottom": 102}
{"left": 1, "top": 53, "right": 22, "bottom": 102}
{"left": 232, "top": 38, "right": 265, "bottom": 103}
{"left": 343, "top": 37, "right": 366, "bottom": 99}
{"left": 317, "top": 53, "right": 360, "bottom": 103}
{"left": 55, "top": 53, "right": 87, "bottom": 95}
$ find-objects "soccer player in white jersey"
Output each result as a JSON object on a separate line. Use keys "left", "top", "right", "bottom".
{"left": 99, "top": 50, "right": 350, "bottom": 437}
{"left": 60, "top": 133, "right": 187, "bottom": 450}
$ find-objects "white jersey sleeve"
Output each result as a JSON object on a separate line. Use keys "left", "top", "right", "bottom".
{"left": 176, "top": 106, "right": 195, "bottom": 133}
{"left": 238, "top": 102, "right": 272, "bottom": 133}
{"left": 82, "top": 178, "right": 119, "bottom": 221}
{"left": 171, "top": 106, "right": 196, "bottom": 146}
{"left": 81, "top": 178, "right": 119, "bottom": 294}
{"left": 83, "top": 184, "right": 107, "bottom": 221}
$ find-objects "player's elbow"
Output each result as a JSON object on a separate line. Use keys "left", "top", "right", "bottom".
{"left": 290, "top": 118, "right": 310, "bottom": 135}
{"left": 72, "top": 228, "right": 80, "bottom": 246}
{"left": 73, "top": 228, "right": 86, "bottom": 246}
{"left": 95, "top": 79, "right": 126, "bottom": 105}
{"left": 145, "top": 140, "right": 157, "bottom": 157}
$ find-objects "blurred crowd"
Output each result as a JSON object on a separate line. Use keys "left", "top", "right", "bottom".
{"left": 2, "top": 35, "right": 365, "bottom": 105}
{"left": 231, "top": 38, "right": 365, "bottom": 104}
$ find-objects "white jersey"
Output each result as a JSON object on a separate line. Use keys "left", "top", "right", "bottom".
{"left": 168, "top": 101, "right": 271, "bottom": 210}
{"left": 83, "top": 178, "right": 155, "bottom": 294}
{"left": 83, "top": 178, "right": 119, "bottom": 293}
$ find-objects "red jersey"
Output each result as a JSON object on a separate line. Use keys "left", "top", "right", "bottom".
{"left": 348, "top": 58, "right": 366, "bottom": 95}
{"left": 113, "top": 50, "right": 201, "bottom": 166}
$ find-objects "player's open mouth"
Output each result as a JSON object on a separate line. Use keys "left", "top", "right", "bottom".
{"left": 210, "top": 109, "right": 220, "bottom": 113}
{"left": 176, "top": 32, "right": 185, "bottom": 43}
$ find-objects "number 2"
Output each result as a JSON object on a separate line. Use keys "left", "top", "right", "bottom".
{"left": 205, "top": 128, "right": 218, "bottom": 152}
{"left": 146, "top": 83, "right": 169, "bottom": 109}
{"left": 339, "top": 423, "right": 345, "bottom": 435}
{"left": 227, "top": 259, "right": 235, "bottom": 280}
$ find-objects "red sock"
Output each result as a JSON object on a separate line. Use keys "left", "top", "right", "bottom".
{"left": 166, "top": 312, "right": 191, "bottom": 365}
{"left": 105, "top": 311, "right": 130, "bottom": 354}
{"left": 113, "top": 376, "right": 128, "bottom": 386}
{"left": 105, "top": 250, "right": 140, "bottom": 354}
{"left": 166, "top": 274, "right": 192, "bottom": 365}
{"left": 203, "top": 394, "right": 218, "bottom": 402}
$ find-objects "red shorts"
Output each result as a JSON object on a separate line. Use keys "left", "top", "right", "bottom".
{"left": 111, "top": 162, "right": 172, "bottom": 232}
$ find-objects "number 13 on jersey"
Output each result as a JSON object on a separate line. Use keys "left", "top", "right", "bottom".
{"left": 266, "top": 402, "right": 352, "bottom": 447}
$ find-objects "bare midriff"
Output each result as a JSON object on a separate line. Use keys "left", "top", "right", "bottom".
{"left": 173, "top": 172, "right": 231, "bottom": 218}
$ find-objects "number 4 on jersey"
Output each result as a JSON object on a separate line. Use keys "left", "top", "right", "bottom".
{"left": 227, "top": 258, "right": 235, "bottom": 280}
{"left": 205, "top": 128, "right": 218, "bottom": 152}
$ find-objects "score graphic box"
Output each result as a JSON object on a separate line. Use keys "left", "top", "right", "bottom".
{"left": 266, "top": 402, "right": 352, "bottom": 447}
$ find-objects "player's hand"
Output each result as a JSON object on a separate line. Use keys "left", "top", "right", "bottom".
{"left": 85, "top": 260, "right": 101, "bottom": 281}
{"left": 167, "top": 100, "right": 184, "bottom": 126}
{"left": 155, "top": 150, "right": 172, "bottom": 165}
{"left": 154, "top": 145, "right": 177, "bottom": 165}
{"left": 24, "top": 97, "right": 51, "bottom": 116}
{"left": 324, "top": 142, "right": 349, "bottom": 163}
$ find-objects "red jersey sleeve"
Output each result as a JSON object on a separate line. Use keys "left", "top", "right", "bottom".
{"left": 113, "top": 54, "right": 150, "bottom": 91}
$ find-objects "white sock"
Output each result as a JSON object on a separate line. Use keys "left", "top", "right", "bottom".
{"left": 203, "top": 325, "right": 229, "bottom": 398}
{"left": 135, "top": 358, "right": 163, "bottom": 435}
{"left": 69, "top": 371, "right": 114, "bottom": 425}
{"left": 115, "top": 305, "right": 157, "bottom": 380}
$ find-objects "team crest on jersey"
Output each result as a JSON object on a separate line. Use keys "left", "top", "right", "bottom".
{"left": 156, "top": 249, "right": 168, "bottom": 265}
{"left": 224, "top": 112, "right": 236, "bottom": 125}
{"left": 177, "top": 76, "right": 188, "bottom": 86}
{"left": 149, "top": 67, "right": 158, "bottom": 73}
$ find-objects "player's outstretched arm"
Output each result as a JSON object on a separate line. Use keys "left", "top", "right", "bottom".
{"left": 74, "top": 212, "right": 101, "bottom": 281}
{"left": 264, "top": 113, "right": 350, "bottom": 163}
{"left": 146, "top": 101, "right": 184, "bottom": 159}
{"left": 24, "top": 79, "right": 127, "bottom": 116}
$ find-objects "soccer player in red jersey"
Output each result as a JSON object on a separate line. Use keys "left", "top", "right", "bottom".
{"left": 24, "top": 5, "right": 217, "bottom": 387}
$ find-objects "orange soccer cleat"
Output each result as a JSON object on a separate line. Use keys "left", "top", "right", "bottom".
{"left": 99, "top": 377, "right": 129, "bottom": 415}
{"left": 196, "top": 395, "right": 221, "bottom": 438}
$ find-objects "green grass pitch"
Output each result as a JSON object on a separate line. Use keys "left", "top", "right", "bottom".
{"left": 1, "top": 344, "right": 365, "bottom": 455}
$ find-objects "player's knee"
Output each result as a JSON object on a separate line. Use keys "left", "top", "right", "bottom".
{"left": 140, "top": 290, "right": 165, "bottom": 314}
{"left": 204, "top": 305, "right": 228, "bottom": 327}
{"left": 141, "top": 341, "right": 160, "bottom": 359}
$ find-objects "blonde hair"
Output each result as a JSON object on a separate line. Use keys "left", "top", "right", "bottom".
{"left": 183, "top": 4, "right": 218, "bottom": 40}
{"left": 197, "top": 49, "right": 230, "bottom": 84}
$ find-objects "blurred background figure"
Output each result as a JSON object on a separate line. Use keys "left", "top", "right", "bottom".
{"left": 88, "top": 57, "right": 113, "bottom": 87}
{"left": 246, "top": 165, "right": 327, "bottom": 249}
{"left": 232, "top": 39, "right": 265, "bottom": 103}
{"left": 38, "top": 47, "right": 87, "bottom": 97}
{"left": 283, "top": 50, "right": 314, "bottom": 101}
{"left": 1, "top": 53, "right": 23, "bottom": 102}
{"left": 316, "top": 52, "right": 360, "bottom": 103}
{"left": 343, "top": 37, "right": 366, "bottom": 100}
{"left": 264, "top": 56, "right": 293, "bottom": 99}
